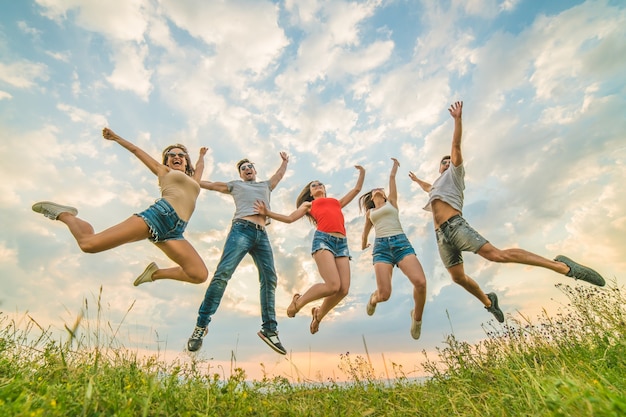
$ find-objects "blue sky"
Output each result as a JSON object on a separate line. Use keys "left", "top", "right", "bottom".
{"left": 1, "top": 0, "right": 625, "bottom": 381}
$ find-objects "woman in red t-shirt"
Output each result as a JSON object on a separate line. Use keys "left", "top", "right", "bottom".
{"left": 254, "top": 165, "right": 365, "bottom": 334}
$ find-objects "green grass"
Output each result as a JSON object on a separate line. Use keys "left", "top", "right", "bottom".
{"left": 1, "top": 282, "right": 625, "bottom": 416}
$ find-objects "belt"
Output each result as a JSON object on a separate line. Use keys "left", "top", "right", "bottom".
{"left": 233, "top": 218, "right": 265, "bottom": 231}
{"left": 439, "top": 214, "right": 461, "bottom": 231}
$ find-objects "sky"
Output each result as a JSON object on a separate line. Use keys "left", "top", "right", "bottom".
{"left": 1, "top": 0, "right": 625, "bottom": 382}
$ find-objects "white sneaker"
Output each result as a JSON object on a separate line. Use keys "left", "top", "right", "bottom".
{"left": 134, "top": 262, "right": 158, "bottom": 286}
{"left": 410, "top": 310, "right": 422, "bottom": 340}
{"left": 32, "top": 201, "right": 78, "bottom": 220}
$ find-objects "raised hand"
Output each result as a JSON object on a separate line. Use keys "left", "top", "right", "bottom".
{"left": 448, "top": 101, "right": 463, "bottom": 119}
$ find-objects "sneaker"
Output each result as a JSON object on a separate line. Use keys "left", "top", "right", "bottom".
{"left": 32, "top": 201, "right": 78, "bottom": 220}
{"left": 187, "top": 326, "right": 207, "bottom": 352}
{"left": 555, "top": 255, "right": 606, "bottom": 287}
{"left": 134, "top": 262, "right": 158, "bottom": 286}
{"left": 257, "top": 329, "right": 287, "bottom": 355}
{"left": 366, "top": 293, "right": 376, "bottom": 316}
{"left": 485, "top": 292, "right": 504, "bottom": 323}
{"left": 410, "top": 310, "right": 422, "bottom": 340}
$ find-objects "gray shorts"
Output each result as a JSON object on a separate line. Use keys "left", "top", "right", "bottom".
{"left": 435, "top": 215, "right": 488, "bottom": 268}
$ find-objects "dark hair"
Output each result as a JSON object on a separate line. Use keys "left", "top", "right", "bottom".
{"left": 162, "top": 144, "right": 194, "bottom": 176}
{"left": 358, "top": 191, "right": 375, "bottom": 212}
{"left": 236, "top": 158, "right": 254, "bottom": 171}
{"left": 296, "top": 180, "right": 324, "bottom": 225}
{"left": 441, "top": 155, "right": 451, "bottom": 164}
{"left": 358, "top": 188, "right": 387, "bottom": 213}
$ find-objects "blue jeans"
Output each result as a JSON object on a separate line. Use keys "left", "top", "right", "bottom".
{"left": 372, "top": 233, "right": 416, "bottom": 266}
{"left": 135, "top": 198, "right": 187, "bottom": 242}
{"left": 196, "top": 219, "right": 278, "bottom": 332}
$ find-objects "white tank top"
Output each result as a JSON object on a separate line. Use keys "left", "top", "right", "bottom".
{"left": 369, "top": 203, "right": 404, "bottom": 238}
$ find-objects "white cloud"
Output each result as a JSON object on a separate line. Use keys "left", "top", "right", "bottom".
{"left": 105, "top": 42, "right": 153, "bottom": 100}
{"left": 0, "top": 61, "right": 48, "bottom": 88}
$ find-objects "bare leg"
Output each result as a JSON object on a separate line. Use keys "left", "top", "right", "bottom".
{"left": 153, "top": 240, "right": 208, "bottom": 284}
{"left": 314, "top": 256, "right": 350, "bottom": 326}
{"left": 478, "top": 243, "right": 569, "bottom": 274}
{"left": 447, "top": 263, "right": 491, "bottom": 307}
{"left": 57, "top": 212, "right": 150, "bottom": 253}
{"left": 292, "top": 250, "right": 342, "bottom": 314}
{"left": 397, "top": 254, "right": 427, "bottom": 322}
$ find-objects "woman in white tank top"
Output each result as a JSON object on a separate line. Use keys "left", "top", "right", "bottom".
{"left": 359, "top": 158, "right": 427, "bottom": 340}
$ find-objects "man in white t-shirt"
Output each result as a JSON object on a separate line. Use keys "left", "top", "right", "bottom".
{"left": 410, "top": 101, "right": 605, "bottom": 323}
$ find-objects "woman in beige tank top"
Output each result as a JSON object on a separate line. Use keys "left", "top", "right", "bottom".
{"left": 32, "top": 128, "right": 209, "bottom": 287}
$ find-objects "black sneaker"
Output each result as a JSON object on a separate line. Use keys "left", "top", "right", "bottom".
{"left": 555, "top": 255, "right": 606, "bottom": 287}
{"left": 187, "top": 326, "right": 207, "bottom": 352}
{"left": 257, "top": 329, "right": 287, "bottom": 355}
{"left": 485, "top": 292, "right": 504, "bottom": 323}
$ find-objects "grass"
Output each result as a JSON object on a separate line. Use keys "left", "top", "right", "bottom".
{"left": 1, "top": 282, "right": 625, "bottom": 416}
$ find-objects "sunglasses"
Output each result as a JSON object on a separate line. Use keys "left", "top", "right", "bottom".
{"left": 441, "top": 159, "right": 451, "bottom": 165}
{"left": 310, "top": 182, "right": 324, "bottom": 188}
{"left": 240, "top": 163, "right": 255, "bottom": 171}
{"left": 166, "top": 152, "right": 187, "bottom": 158}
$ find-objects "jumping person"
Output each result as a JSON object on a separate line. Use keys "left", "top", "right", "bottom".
{"left": 254, "top": 165, "right": 365, "bottom": 334}
{"left": 32, "top": 128, "right": 209, "bottom": 287}
{"left": 359, "top": 158, "right": 427, "bottom": 339}
{"left": 187, "top": 153, "right": 289, "bottom": 355}
{"left": 409, "top": 101, "right": 605, "bottom": 323}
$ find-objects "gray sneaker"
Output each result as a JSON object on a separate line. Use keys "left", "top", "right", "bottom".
{"left": 134, "top": 262, "right": 158, "bottom": 286}
{"left": 187, "top": 326, "right": 207, "bottom": 352}
{"left": 32, "top": 201, "right": 78, "bottom": 220}
{"left": 257, "top": 329, "right": 286, "bottom": 355}
{"left": 410, "top": 310, "right": 422, "bottom": 340}
{"left": 555, "top": 255, "right": 605, "bottom": 287}
{"left": 485, "top": 292, "right": 504, "bottom": 323}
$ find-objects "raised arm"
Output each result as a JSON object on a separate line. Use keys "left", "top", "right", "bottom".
{"left": 102, "top": 128, "right": 165, "bottom": 176}
{"left": 409, "top": 171, "right": 432, "bottom": 193}
{"left": 193, "top": 146, "right": 208, "bottom": 182}
{"left": 268, "top": 152, "right": 289, "bottom": 190}
{"left": 254, "top": 200, "right": 310, "bottom": 224}
{"left": 388, "top": 158, "right": 399, "bottom": 208}
{"left": 338, "top": 165, "right": 365, "bottom": 208}
{"left": 361, "top": 211, "right": 374, "bottom": 250}
{"left": 449, "top": 101, "right": 463, "bottom": 167}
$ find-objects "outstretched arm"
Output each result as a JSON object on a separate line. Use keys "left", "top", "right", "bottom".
{"left": 409, "top": 171, "right": 432, "bottom": 193}
{"left": 198, "top": 179, "right": 230, "bottom": 194}
{"left": 268, "top": 152, "right": 289, "bottom": 190}
{"left": 254, "top": 200, "right": 310, "bottom": 224}
{"left": 193, "top": 147, "right": 208, "bottom": 182}
{"left": 102, "top": 128, "right": 165, "bottom": 176}
{"left": 449, "top": 101, "right": 463, "bottom": 167}
{"left": 361, "top": 211, "right": 373, "bottom": 250}
{"left": 338, "top": 165, "right": 365, "bottom": 208}
{"left": 388, "top": 158, "right": 399, "bottom": 208}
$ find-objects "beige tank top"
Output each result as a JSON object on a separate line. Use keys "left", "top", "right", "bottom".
{"left": 159, "top": 169, "right": 200, "bottom": 221}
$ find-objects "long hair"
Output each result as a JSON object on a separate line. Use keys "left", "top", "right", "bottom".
{"left": 358, "top": 191, "right": 375, "bottom": 213}
{"left": 162, "top": 144, "right": 194, "bottom": 176}
{"left": 358, "top": 188, "right": 387, "bottom": 213}
{"left": 296, "top": 180, "right": 323, "bottom": 225}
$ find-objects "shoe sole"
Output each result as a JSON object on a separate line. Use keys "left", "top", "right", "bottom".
{"left": 134, "top": 262, "right": 158, "bottom": 286}
{"left": 32, "top": 201, "right": 78, "bottom": 218}
{"left": 257, "top": 331, "right": 286, "bottom": 355}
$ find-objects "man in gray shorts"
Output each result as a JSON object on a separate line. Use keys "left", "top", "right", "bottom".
{"left": 187, "top": 152, "right": 289, "bottom": 354}
{"left": 410, "top": 101, "right": 605, "bottom": 323}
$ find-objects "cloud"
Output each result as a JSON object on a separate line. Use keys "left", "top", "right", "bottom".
{"left": 0, "top": 60, "right": 49, "bottom": 88}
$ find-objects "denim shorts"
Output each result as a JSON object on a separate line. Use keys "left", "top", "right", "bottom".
{"left": 136, "top": 198, "right": 187, "bottom": 243}
{"left": 435, "top": 215, "right": 488, "bottom": 268}
{"left": 311, "top": 230, "right": 351, "bottom": 259}
{"left": 372, "top": 233, "right": 416, "bottom": 266}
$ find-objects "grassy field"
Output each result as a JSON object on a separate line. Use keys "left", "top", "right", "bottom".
{"left": 1, "top": 282, "right": 624, "bottom": 416}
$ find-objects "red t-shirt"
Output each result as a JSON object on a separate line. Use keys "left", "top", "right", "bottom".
{"left": 310, "top": 198, "right": 346, "bottom": 235}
